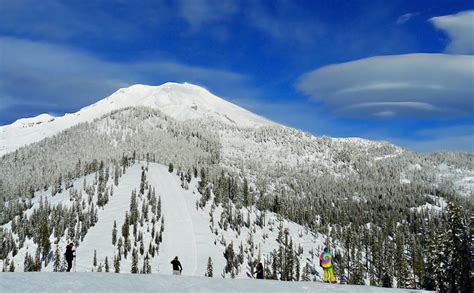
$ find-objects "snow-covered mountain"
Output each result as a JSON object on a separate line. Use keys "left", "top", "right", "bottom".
{"left": 0, "top": 82, "right": 472, "bottom": 291}
{"left": 0, "top": 82, "right": 272, "bottom": 157}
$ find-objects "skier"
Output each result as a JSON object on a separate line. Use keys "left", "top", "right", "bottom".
{"left": 255, "top": 262, "right": 264, "bottom": 279}
{"left": 65, "top": 242, "right": 75, "bottom": 272}
{"left": 319, "top": 247, "right": 336, "bottom": 283}
{"left": 171, "top": 256, "right": 183, "bottom": 275}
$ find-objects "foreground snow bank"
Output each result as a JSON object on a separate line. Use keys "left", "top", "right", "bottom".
{"left": 0, "top": 273, "right": 431, "bottom": 293}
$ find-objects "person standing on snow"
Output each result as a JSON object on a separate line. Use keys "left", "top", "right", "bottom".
{"left": 65, "top": 242, "right": 75, "bottom": 272}
{"left": 171, "top": 256, "right": 183, "bottom": 275}
{"left": 319, "top": 247, "right": 336, "bottom": 283}
{"left": 255, "top": 262, "right": 264, "bottom": 279}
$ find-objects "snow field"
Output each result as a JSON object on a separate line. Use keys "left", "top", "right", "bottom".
{"left": 0, "top": 272, "right": 433, "bottom": 293}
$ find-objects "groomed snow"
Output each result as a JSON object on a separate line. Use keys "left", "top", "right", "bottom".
{"left": 0, "top": 273, "right": 432, "bottom": 293}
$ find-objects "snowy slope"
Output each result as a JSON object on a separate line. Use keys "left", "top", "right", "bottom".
{"left": 3, "top": 161, "right": 330, "bottom": 280}
{"left": 0, "top": 82, "right": 273, "bottom": 156}
{"left": 0, "top": 273, "right": 432, "bottom": 293}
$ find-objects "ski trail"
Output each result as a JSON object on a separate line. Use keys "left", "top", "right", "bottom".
{"left": 75, "top": 164, "right": 142, "bottom": 271}
{"left": 148, "top": 164, "right": 198, "bottom": 276}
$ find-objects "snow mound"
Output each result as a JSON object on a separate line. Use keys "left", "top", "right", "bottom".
{"left": 0, "top": 82, "right": 273, "bottom": 156}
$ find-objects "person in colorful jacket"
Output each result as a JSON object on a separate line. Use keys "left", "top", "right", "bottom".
{"left": 319, "top": 247, "right": 336, "bottom": 283}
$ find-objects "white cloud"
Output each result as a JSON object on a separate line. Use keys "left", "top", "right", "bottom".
{"left": 297, "top": 53, "right": 474, "bottom": 118}
{"left": 178, "top": 0, "right": 237, "bottom": 30}
{"left": 430, "top": 10, "right": 474, "bottom": 54}
{"left": 0, "top": 37, "right": 252, "bottom": 123}
{"left": 0, "top": 0, "right": 148, "bottom": 41}
{"left": 246, "top": 1, "right": 324, "bottom": 43}
{"left": 396, "top": 13, "right": 419, "bottom": 25}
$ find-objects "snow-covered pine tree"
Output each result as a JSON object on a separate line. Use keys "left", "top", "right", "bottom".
{"left": 131, "top": 248, "right": 138, "bottom": 273}
{"left": 142, "top": 253, "right": 151, "bottom": 274}
{"left": 301, "top": 263, "right": 311, "bottom": 281}
{"left": 113, "top": 254, "right": 120, "bottom": 273}
{"left": 206, "top": 256, "right": 213, "bottom": 277}
{"left": 349, "top": 249, "right": 365, "bottom": 285}
{"left": 442, "top": 201, "right": 472, "bottom": 293}
{"left": 112, "top": 220, "right": 117, "bottom": 246}
{"left": 53, "top": 245, "right": 61, "bottom": 272}
{"left": 105, "top": 256, "right": 109, "bottom": 272}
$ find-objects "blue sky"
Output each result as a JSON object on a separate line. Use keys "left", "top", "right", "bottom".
{"left": 0, "top": 0, "right": 473, "bottom": 152}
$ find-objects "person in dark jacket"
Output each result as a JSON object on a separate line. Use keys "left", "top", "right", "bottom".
{"left": 65, "top": 242, "right": 75, "bottom": 272}
{"left": 171, "top": 256, "right": 183, "bottom": 275}
{"left": 256, "top": 262, "right": 264, "bottom": 279}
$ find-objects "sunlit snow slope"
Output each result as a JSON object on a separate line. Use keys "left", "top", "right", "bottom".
{"left": 0, "top": 82, "right": 273, "bottom": 156}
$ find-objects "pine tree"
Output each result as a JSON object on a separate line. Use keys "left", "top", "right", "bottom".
{"left": 122, "top": 212, "right": 130, "bottom": 239}
{"left": 242, "top": 178, "right": 249, "bottom": 207}
{"left": 143, "top": 253, "right": 151, "bottom": 274}
{"left": 349, "top": 250, "right": 365, "bottom": 285}
{"left": 206, "top": 257, "right": 213, "bottom": 277}
{"left": 53, "top": 245, "right": 61, "bottom": 272}
{"left": 114, "top": 165, "right": 120, "bottom": 186}
{"left": 139, "top": 238, "right": 145, "bottom": 255}
{"left": 284, "top": 241, "right": 295, "bottom": 281}
{"left": 264, "top": 256, "right": 272, "bottom": 279}
{"left": 271, "top": 251, "right": 278, "bottom": 280}
{"left": 114, "top": 255, "right": 120, "bottom": 273}
{"left": 301, "top": 263, "right": 311, "bottom": 281}
{"left": 34, "top": 246, "right": 41, "bottom": 271}
{"left": 294, "top": 255, "right": 300, "bottom": 281}
{"left": 40, "top": 220, "right": 51, "bottom": 267}
{"left": 68, "top": 215, "right": 76, "bottom": 240}
{"left": 23, "top": 252, "right": 30, "bottom": 272}
{"left": 131, "top": 248, "right": 138, "bottom": 273}
{"left": 112, "top": 220, "right": 117, "bottom": 245}
{"left": 93, "top": 250, "right": 97, "bottom": 267}
{"left": 9, "top": 261, "right": 14, "bottom": 272}
{"left": 105, "top": 256, "right": 109, "bottom": 272}
{"left": 394, "top": 232, "right": 410, "bottom": 288}
{"left": 442, "top": 201, "right": 472, "bottom": 293}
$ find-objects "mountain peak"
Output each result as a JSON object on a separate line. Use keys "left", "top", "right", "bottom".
{"left": 100, "top": 82, "right": 273, "bottom": 127}
{"left": 0, "top": 82, "right": 273, "bottom": 156}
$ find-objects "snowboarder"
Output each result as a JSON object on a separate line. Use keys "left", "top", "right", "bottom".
{"left": 319, "top": 247, "right": 336, "bottom": 283}
{"left": 171, "top": 256, "right": 183, "bottom": 275}
{"left": 65, "top": 242, "right": 75, "bottom": 272}
{"left": 255, "top": 262, "right": 264, "bottom": 279}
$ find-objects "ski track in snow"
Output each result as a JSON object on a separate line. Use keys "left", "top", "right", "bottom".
{"left": 148, "top": 164, "right": 198, "bottom": 276}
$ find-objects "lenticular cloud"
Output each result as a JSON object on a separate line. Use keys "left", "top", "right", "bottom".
{"left": 297, "top": 53, "right": 474, "bottom": 118}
